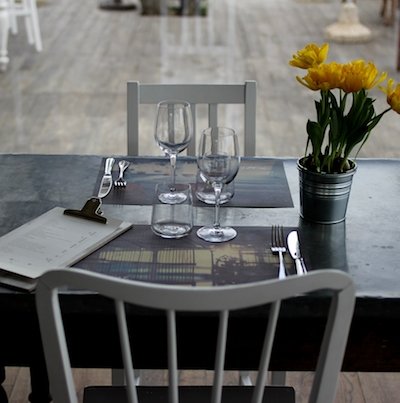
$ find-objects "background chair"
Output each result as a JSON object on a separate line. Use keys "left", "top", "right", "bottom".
{"left": 8, "top": 0, "right": 42, "bottom": 52}
{"left": 36, "top": 268, "right": 355, "bottom": 403}
{"left": 125, "top": 79, "right": 257, "bottom": 388}
{"left": 127, "top": 81, "right": 257, "bottom": 156}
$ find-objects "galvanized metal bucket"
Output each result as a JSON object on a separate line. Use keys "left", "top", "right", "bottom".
{"left": 297, "top": 158, "right": 357, "bottom": 224}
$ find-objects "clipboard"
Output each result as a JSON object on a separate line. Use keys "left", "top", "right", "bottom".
{"left": 0, "top": 206, "right": 132, "bottom": 291}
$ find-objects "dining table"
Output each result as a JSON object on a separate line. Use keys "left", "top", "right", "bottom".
{"left": 0, "top": 154, "right": 399, "bottom": 402}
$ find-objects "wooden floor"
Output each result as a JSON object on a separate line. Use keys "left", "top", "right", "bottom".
{"left": 1, "top": 0, "right": 400, "bottom": 402}
{"left": 3, "top": 367, "right": 400, "bottom": 403}
{"left": 0, "top": 0, "right": 400, "bottom": 157}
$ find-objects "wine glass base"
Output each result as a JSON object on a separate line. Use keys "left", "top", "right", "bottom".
{"left": 197, "top": 226, "right": 237, "bottom": 243}
{"left": 195, "top": 189, "right": 233, "bottom": 205}
{"left": 152, "top": 223, "right": 192, "bottom": 238}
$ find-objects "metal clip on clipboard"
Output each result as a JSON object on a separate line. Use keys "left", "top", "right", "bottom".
{"left": 63, "top": 158, "right": 116, "bottom": 224}
{"left": 64, "top": 197, "right": 107, "bottom": 224}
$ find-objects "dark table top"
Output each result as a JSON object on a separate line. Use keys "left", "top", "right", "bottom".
{"left": 0, "top": 154, "right": 399, "bottom": 371}
{"left": 0, "top": 154, "right": 399, "bottom": 297}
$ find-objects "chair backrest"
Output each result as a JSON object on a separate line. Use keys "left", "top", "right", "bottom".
{"left": 127, "top": 81, "right": 257, "bottom": 156}
{"left": 36, "top": 268, "right": 355, "bottom": 403}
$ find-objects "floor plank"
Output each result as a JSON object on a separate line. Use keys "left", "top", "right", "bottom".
{"left": 4, "top": 368, "right": 30, "bottom": 403}
{"left": 358, "top": 372, "right": 400, "bottom": 403}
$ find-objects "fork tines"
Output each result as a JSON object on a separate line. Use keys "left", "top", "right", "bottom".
{"left": 114, "top": 179, "right": 127, "bottom": 188}
{"left": 271, "top": 225, "right": 287, "bottom": 279}
{"left": 114, "top": 160, "right": 130, "bottom": 188}
{"left": 271, "top": 225, "right": 284, "bottom": 247}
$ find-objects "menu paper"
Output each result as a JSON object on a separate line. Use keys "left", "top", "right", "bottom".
{"left": 0, "top": 207, "right": 133, "bottom": 291}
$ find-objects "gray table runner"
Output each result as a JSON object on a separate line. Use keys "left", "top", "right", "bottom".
{"left": 76, "top": 226, "right": 303, "bottom": 286}
{"left": 95, "top": 157, "right": 294, "bottom": 208}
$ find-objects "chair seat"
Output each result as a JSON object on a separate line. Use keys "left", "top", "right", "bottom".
{"left": 83, "top": 385, "right": 295, "bottom": 403}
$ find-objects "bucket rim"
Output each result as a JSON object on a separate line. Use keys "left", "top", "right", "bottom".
{"left": 297, "top": 157, "right": 357, "bottom": 178}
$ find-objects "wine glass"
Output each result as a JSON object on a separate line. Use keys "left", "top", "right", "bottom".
{"left": 196, "top": 127, "right": 240, "bottom": 242}
{"left": 155, "top": 100, "right": 193, "bottom": 204}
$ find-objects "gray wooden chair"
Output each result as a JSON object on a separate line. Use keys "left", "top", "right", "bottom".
{"left": 127, "top": 81, "right": 257, "bottom": 156}
{"left": 126, "top": 80, "right": 258, "bottom": 386}
{"left": 35, "top": 268, "right": 355, "bottom": 403}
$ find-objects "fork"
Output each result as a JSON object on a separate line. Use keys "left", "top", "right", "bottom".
{"left": 271, "top": 225, "right": 287, "bottom": 279}
{"left": 114, "top": 160, "right": 130, "bottom": 188}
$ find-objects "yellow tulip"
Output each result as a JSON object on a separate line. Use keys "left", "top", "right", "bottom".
{"left": 339, "top": 60, "right": 387, "bottom": 93}
{"left": 289, "top": 43, "right": 329, "bottom": 69}
{"left": 296, "top": 62, "right": 344, "bottom": 91}
{"left": 290, "top": 43, "right": 396, "bottom": 174}
{"left": 381, "top": 79, "right": 400, "bottom": 114}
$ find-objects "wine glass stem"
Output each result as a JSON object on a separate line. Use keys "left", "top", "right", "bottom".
{"left": 169, "top": 153, "right": 177, "bottom": 191}
{"left": 213, "top": 183, "right": 222, "bottom": 230}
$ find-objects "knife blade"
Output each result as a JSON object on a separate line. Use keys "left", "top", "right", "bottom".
{"left": 98, "top": 157, "right": 115, "bottom": 198}
{"left": 287, "top": 230, "right": 307, "bottom": 275}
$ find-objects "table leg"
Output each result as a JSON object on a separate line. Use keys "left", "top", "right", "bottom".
{"left": 28, "top": 363, "right": 51, "bottom": 403}
{"left": 0, "top": 366, "right": 7, "bottom": 403}
{"left": 0, "top": 0, "right": 10, "bottom": 71}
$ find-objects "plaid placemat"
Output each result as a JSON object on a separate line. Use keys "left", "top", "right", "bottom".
{"left": 94, "top": 157, "right": 293, "bottom": 208}
{"left": 75, "top": 226, "right": 304, "bottom": 286}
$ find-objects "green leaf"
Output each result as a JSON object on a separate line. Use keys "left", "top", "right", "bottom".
{"left": 306, "top": 87, "right": 388, "bottom": 174}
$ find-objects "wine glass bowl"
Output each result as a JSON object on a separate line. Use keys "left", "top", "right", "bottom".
{"left": 196, "top": 127, "right": 240, "bottom": 242}
{"left": 155, "top": 100, "right": 193, "bottom": 204}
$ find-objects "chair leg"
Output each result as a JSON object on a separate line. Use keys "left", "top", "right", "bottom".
{"left": 111, "top": 368, "right": 125, "bottom": 386}
{"left": 239, "top": 371, "right": 287, "bottom": 386}
{"left": 111, "top": 369, "right": 141, "bottom": 386}
{"left": 22, "top": 0, "right": 34, "bottom": 45}
{"left": 0, "top": 0, "right": 10, "bottom": 70}
{"left": 26, "top": 0, "right": 42, "bottom": 51}
{"left": 239, "top": 371, "right": 252, "bottom": 386}
{"left": 270, "top": 371, "right": 286, "bottom": 385}
{"left": 8, "top": 0, "right": 18, "bottom": 34}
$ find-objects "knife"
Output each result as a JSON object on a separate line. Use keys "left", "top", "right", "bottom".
{"left": 287, "top": 230, "right": 307, "bottom": 275}
{"left": 98, "top": 157, "right": 115, "bottom": 198}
